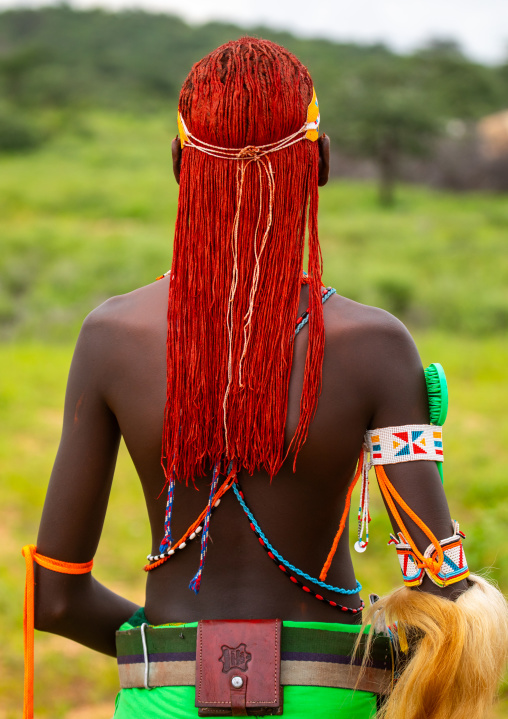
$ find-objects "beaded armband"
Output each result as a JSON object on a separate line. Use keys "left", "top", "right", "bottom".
{"left": 365, "top": 425, "right": 443, "bottom": 464}
{"left": 388, "top": 520, "right": 469, "bottom": 588}
{"left": 357, "top": 423, "right": 469, "bottom": 591}
{"left": 355, "top": 424, "right": 443, "bottom": 552}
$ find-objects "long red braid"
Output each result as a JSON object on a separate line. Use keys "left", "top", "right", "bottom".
{"left": 163, "top": 38, "right": 324, "bottom": 491}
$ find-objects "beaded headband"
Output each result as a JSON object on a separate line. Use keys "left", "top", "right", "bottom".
{"left": 177, "top": 87, "right": 320, "bottom": 153}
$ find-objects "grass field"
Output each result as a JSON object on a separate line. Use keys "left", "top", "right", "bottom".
{"left": 2, "top": 112, "right": 508, "bottom": 342}
{"left": 1, "top": 112, "right": 507, "bottom": 717}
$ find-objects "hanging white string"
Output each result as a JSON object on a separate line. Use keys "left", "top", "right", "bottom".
{"left": 238, "top": 156, "right": 275, "bottom": 388}
{"left": 179, "top": 113, "right": 313, "bottom": 454}
{"left": 355, "top": 446, "right": 372, "bottom": 553}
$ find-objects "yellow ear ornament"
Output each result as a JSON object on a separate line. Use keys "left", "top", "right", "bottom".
{"left": 305, "top": 88, "right": 320, "bottom": 141}
{"left": 177, "top": 111, "right": 188, "bottom": 149}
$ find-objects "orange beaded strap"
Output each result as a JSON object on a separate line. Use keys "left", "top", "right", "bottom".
{"left": 21, "top": 545, "right": 93, "bottom": 719}
{"left": 144, "top": 472, "right": 237, "bottom": 571}
{"left": 318, "top": 450, "right": 365, "bottom": 582}
{"left": 376, "top": 467, "right": 469, "bottom": 587}
{"left": 320, "top": 424, "right": 466, "bottom": 589}
{"left": 374, "top": 466, "right": 445, "bottom": 577}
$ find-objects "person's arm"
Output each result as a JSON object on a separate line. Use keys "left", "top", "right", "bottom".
{"left": 363, "top": 311, "right": 469, "bottom": 599}
{"left": 34, "top": 308, "right": 139, "bottom": 657}
{"left": 356, "top": 311, "right": 508, "bottom": 719}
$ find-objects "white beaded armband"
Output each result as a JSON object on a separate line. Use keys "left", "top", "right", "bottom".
{"left": 355, "top": 424, "right": 444, "bottom": 554}
{"left": 388, "top": 520, "right": 470, "bottom": 588}
{"left": 364, "top": 424, "right": 443, "bottom": 464}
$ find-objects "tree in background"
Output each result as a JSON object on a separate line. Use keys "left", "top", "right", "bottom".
{"left": 411, "top": 40, "right": 506, "bottom": 121}
{"left": 0, "top": 5, "right": 506, "bottom": 183}
{"left": 331, "top": 58, "right": 440, "bottom": 205}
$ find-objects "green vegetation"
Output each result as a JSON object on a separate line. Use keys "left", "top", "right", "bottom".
{"left": 0, "top": 10, "right": 507, "bottom": 713}
{"left": 1, "top": 7, "right": 504, "bottom": 120}
{"left": 1, "top": 6, "right": 507, "bottom": 200}
{"left": 1, "top": 112, "right": 507, "bottom": 341}
{"left": 1, "top": 109, "right": 507, "bottom": 717}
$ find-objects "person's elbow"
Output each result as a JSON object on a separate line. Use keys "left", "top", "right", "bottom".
{"left": 34, "top": 593, "right": 70, "bottom": 632}
{"left": 33, "top": 568, "right": 87, "bottom": 633}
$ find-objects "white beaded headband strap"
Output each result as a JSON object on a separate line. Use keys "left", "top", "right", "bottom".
{"left": 177, "top": 87, "right": 320, "bottom": 156}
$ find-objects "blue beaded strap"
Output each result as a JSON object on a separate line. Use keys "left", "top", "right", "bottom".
{"left": 295, "top": 286, "right": 336, "bottom": 336}
{"left": 149, "top": 282, "right": 339, "bottom": 577}
{"left": 232, "top": 480, "right": 362, "bottom": 595}
{"left": 188, "top": 462, "right": 220, "bottom": 594}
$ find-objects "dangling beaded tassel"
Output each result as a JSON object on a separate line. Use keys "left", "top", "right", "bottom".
{"left": 159, "top": 466, "right": 176, "bottom": 553}
{"left": 188, "top": 462, "right": 221, "bottom": 594}
{"left": 355, "top": 446, "right": 371, "bottom": 553}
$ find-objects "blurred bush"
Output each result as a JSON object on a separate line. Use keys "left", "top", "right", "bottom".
{"left": 0, "top": 107, "right": 46, "bottom": 152}
{"left": 0, "top": 7, "right": 507, "bottom": 198}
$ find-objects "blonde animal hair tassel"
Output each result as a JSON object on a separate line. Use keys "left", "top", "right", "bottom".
{"left": 357, "top": 575, "right": 508, "bottom": 719}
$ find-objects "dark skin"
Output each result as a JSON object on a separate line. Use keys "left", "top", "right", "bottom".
{"left": 34, "top": 134, "right": 468, "bottom": 658}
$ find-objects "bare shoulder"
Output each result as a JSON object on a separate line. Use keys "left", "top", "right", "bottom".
{"left": 83, "top": 276, "right": 169, "bottom": 338}
{"left": 72, "top": 277, "right": 169, "bottom": 393}
{"left": 324, "top": 294, "right": 428, "bottom": 427}
{"left": 325, "top": 293, "right": 419, "bottom": 356}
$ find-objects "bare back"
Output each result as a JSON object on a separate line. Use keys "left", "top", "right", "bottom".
{"left": 36, "top": 268, "right": 466, "bottom": 651}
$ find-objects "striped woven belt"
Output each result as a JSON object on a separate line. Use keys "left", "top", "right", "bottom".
{"left": 116, "top": 624, "right": 394, "bottom": 696}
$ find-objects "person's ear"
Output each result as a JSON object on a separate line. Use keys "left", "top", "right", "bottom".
{"left": 318, "top": 133, "right": 330, "bottom": 187}
{"left": 172, "top": 136, "right": 182, "bottom": 185}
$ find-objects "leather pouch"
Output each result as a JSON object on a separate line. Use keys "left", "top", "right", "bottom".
{"left": 195, "top": 618, "right": 283, "bottom": 716}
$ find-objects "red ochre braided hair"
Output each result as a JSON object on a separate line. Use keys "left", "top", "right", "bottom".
{"left": 160, "top": 38, "right": 324, "bottom": 582}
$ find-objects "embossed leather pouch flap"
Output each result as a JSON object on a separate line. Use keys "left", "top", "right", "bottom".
{"left": 196, "top": 618, "right": 282, "bottom": 716}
